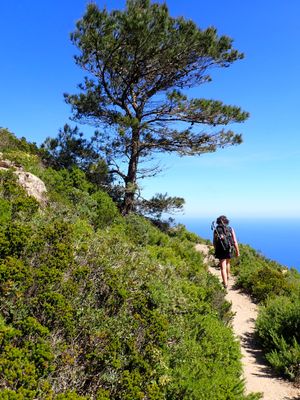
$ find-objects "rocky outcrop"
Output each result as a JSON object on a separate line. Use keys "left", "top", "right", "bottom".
{"left": 0, "top": 153, "right": 47, "bottom": 205}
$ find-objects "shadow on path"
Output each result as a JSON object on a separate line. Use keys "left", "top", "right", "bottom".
{"left": 242, "top": 331, "right": 275, "bottom": 378}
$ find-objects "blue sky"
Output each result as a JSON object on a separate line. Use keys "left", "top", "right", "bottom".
{"left": 1, "top": 0, "right": 300, "bottom": 219}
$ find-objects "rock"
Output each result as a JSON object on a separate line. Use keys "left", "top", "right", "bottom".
{"left": 0, "top": 154, "right": 47, "bottom": 205}
{"left": 0, "top": 159, "right": 15, "bottom": 168}
{"left": 14, "top": 170, "right": 47, "bottom": 205}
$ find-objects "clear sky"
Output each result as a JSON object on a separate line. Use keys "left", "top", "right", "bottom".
{"left": 1, "top": 0, "right": 300, "bottom": 219}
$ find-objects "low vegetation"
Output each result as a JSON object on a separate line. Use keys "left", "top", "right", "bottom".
{"left": 0, "top": 129, "right": 260, "bottom": 399}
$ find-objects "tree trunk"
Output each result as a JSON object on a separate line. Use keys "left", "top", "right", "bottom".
{"left": 121, "top": 128, "right": 140, "bottom": 215}
{"left": 122, "top": 187, "right": 135, "bottom": 215}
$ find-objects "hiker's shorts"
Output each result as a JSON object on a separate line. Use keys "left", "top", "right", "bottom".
{"left": 215, "top": 248, "right": 233, "bottom": 260}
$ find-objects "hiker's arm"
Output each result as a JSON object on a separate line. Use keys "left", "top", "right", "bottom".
{"left": 232, "top": 228, "right": 240, "bottom": 256}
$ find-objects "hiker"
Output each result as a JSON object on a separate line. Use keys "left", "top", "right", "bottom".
{"left": 213, "top": 215, "right": 239, "bottom": 289}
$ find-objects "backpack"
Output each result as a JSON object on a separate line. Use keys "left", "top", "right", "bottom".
{"left": 214, "top": 224, "right": 234, "bottom": 252}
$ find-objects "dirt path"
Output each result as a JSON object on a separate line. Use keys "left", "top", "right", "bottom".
{"left": 195, "top": 243, "right": 300, "bottom": 400}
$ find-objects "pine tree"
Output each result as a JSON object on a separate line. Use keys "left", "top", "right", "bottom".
{"left": 65, "top": 0, "right": 249, "bottom": 214}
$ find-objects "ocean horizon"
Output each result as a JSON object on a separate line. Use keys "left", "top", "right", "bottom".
{"left": 177, "top": 217, "right": 300, "bottom": 272}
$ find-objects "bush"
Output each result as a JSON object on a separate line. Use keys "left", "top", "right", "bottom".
{"left": 233, "top": 245, "right": 292, "bottom": 302}
{"left": 41, "top": 167, "right": 119, "bottom": 229}
{"left": 168, "top": 223, "right": 202, "bottom": 243}
{"left": 166, "top": 314, "right": 247, "bottom": 399}
{"left": 0, "top": 198, "right": 11, "bottom": 224}
{"left": 0, "top": 128, "right": 39, "bottom": 155}
{"left": 0, "top": 223, "right": 33, "bottom": 259}
{"left": 0, "top": 257, "right": 33, "bottom": 300}
{"left": 0, "top": 316, "right": 53, "bottom": 399}
{"left": 248, "top": 267, "right": 291, "bottom": 302}
{"left": 0, "top": 143, "right": 254, "bottom": 398}
{"left": 124, "top": 213, "right": 152, "bottom": 246}
{"left": 256, "top": 295, "right": 300, "bottom": 382}
{"left": 91, "top": 190, "right": 120, "bottom": 229}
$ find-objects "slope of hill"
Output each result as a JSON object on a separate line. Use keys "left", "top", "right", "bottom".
{"left": 0, "top": 129, "right": 259, "bottom": 399}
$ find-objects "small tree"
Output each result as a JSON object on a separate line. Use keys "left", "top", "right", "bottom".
{"left": 41, "top": 124, "right": 111, "bottom": 189}
{"left": 41, "top": 124, "right": 98, "bottom": 170}
{"left": 137, "top": 193, "right": 185, "bottom": 219}
{"left": 65, "top": 0, "right": 249, "bottom": 214}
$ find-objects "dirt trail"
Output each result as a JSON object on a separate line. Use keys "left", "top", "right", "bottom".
{"left": 195, "top": 243, "right": 300, "bottom": 400}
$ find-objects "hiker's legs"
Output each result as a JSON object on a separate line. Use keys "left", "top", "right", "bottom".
{"left": 226, "top": 259, "right": 231, "bottom": 280}
{"left": 219, "top": 259, "right": 228, "bottom": 287}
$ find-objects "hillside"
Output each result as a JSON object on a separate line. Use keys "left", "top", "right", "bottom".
{"left": 0, "top": 129, "right": 262, "bottom": 399}
{"left": 2, "top": 128, "right": 300, "bottom": 399}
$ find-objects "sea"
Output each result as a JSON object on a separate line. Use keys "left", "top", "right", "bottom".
{"left": 177, "top": 217, "right": 300, "bottom": 272}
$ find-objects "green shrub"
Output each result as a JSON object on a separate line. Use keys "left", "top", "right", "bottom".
{"left": 0, "top": 198, "right": 11, "bottom": 224}
{"left": 55, "top": 391, "right": 88, "bottom": 399}
{"left": 169, "top": 223, "right": 202, "bottom": 243}
{"left": 256, "top": 295, "right": 300, "bottom": 381}
{"left": 11, "top": 196, "right": 39, "bottom": 220}
{"left": 124, "top": 213, "right": 152, "bottom": 246}
{"left": 0, "top": 143, "right": 254, "bottom": 398}
{"left": 0, "top": 340, "right": 44, "bottom": 398}
{"left": 41, "top": 167, "right": 119, "bottom": 229}
{"left": 233, "top": 245, "right": 292, "bottom": 302}
{"left": 267, "top": 337, "right": 300, "bottom": 382}
{"left": 249, "top": 267, "right": 291, "bottom": 302}
{"left": 31, "top": 292, "right": 76, "bottom": 335}
{"left": 0, "top": 128, "right": 39, "bottom": 155}
{"left": 3, "top": 151, "right": 42, "bottom": 173}
{"left": 0, "top": 257, "right": 33, "bottom": 299}
{"left": 166, "top": 314, "right": 247, "bottom": 399}
{"left": 0, "top": 169, "right": 39, "bottom": 224}
{"left": 0, "top": 223, "right": 33, "bottom": 259}
{"left": 91, "top": 190, "right": 120, "bottom": 229}
{"left": 0, "top": 170, "right": 25, "bottom": 200}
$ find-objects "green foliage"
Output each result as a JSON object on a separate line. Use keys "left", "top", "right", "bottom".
{"left": 0, "top": 130, "right": 44, "bottom": 177}
{"left": 232, "top": 245, "right": 293, "bottom": 302}
{"left": 0, "top": 145, "right": 254, "bottom": 398}
{"left": 2, "top": 151, "right": 42, "bottom": 174}
{"left": 0, "top": 198, "right": 11, "bottom": 224}
{"left": 256, "top": 295, "right": 300, "bottom": 382}
{"left": 0, "top": 128, "right": 39, "bottom": 155}
{"left": 0, "top": 170, "right": 39, "bottom": 224}
{"left": 0, "top": 316, "right": 53, "bottom": 399}
{"left": 124, "top": 213, "right": 153, "bottom": 245}
{"left": 0, "top": 222, "right": 33, "bottom": 258}
{"left": 65, "top": 0, "right": 249, "bottom": 213}
{"left": 0, "top": 257, "right": 33, "bottom": 300}
{"left": 40, "top": 167, "right": 120, "bottom": 229}
{"left": 41, "top": 124, "right": 99, "bottom": 171}
{"left": 91, "top": 190, "right": 120, "bottom": 229}
{"left": 250, "top": 267, "right": 291, "bottom": 301}
{"left": 168, "top": 223, "right": 202, "bottom": 243}
{"left": 55, "top": 392, "right": 88, "bottom": 400}
{"left": 41, "top": 166, "right": 92, "bottom": 197}
{"left": 166, "top": 314, "right": 245, "bottom": 399}
{"left": 138, "top": 193, "right": 185, "bottom": 219}
{"left": 266, "top": 337, "right": 300, "bottom": 383}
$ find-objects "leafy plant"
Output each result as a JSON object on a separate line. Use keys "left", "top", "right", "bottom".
{"left": 256, "top": 295, "right": 300, "bottom": 382}
{"left": 0, "top": 133, "right": 256, "bottom": 398}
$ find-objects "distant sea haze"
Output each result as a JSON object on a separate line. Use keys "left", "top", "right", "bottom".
{"left": 179, "top": 217, "right": 300, "bottom": 272}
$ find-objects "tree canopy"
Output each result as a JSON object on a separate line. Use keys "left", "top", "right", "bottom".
{"left": 65, "top": 0, "right": 249, "bottom": 214}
